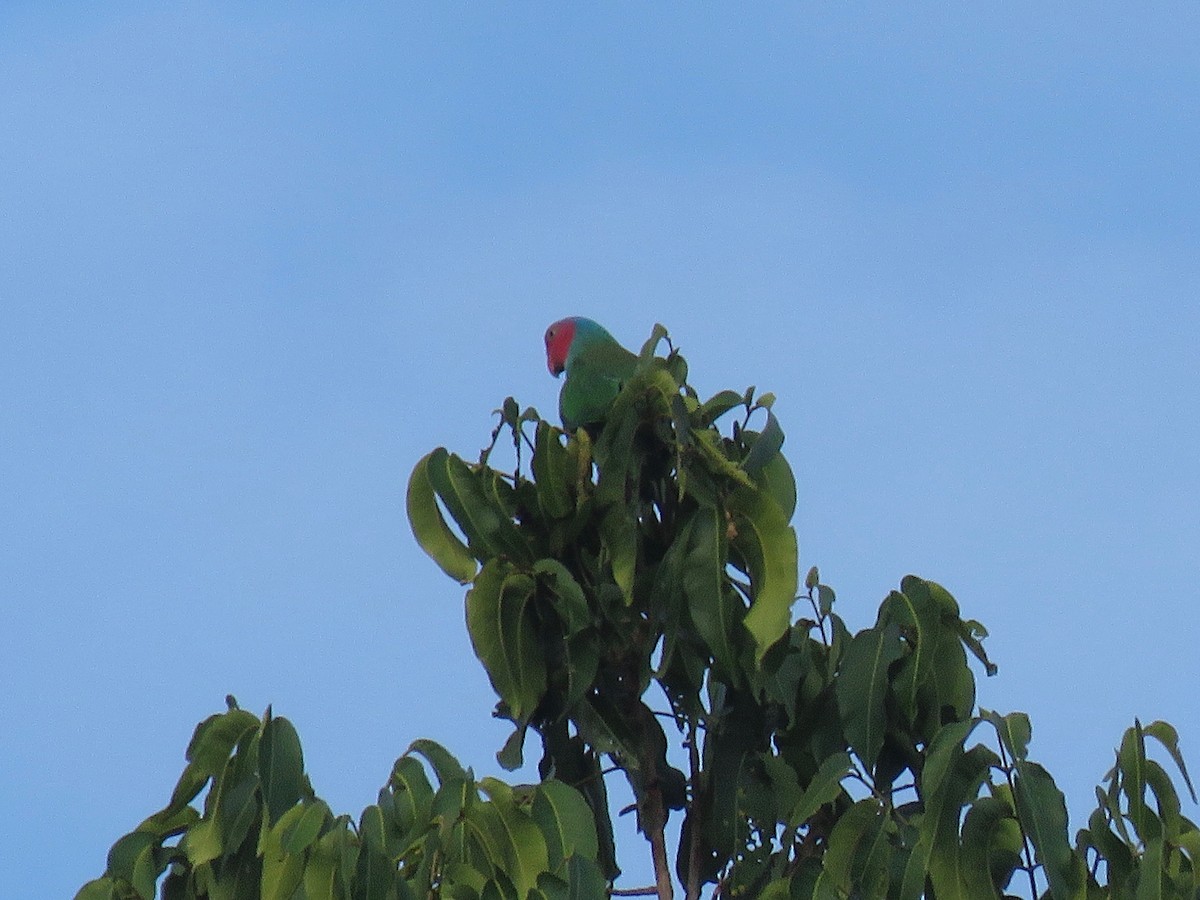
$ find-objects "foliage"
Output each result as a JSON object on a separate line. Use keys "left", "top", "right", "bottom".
{"left": 76, "top": 699, "right": 607, "bottom": 900}
{"left": 79, "top": 322, "right": 1198, "bottom": 899}
{"left": 406, "top": 324, "right": 1200, "bottom": 898}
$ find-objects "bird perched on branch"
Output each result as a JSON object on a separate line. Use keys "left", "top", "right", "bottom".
{"left": 544, "top": 317, "right": 637, "bottom": 431}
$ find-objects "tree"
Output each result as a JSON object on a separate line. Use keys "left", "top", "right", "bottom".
{"left": 79, "top": 324, "right": 1198, "bottom": 899}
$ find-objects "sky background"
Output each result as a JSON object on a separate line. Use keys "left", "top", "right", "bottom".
{"left": 3, "top": 4, "right": 1199, "bottom": 897}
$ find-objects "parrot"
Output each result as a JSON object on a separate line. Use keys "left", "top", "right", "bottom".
{"left": 544, "top": 316, "right": 638, "bottom": 431}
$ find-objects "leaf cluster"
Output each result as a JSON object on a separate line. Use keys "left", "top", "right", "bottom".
{"left": 77, "top": 323, "right": 1199, "bottom": 900}
{"left": 77, "top": 700, "right": 606, "bottom": 900}
{"left": 410, "top": 328, "right": 800, "bottom": 881}
{"left": 407, "top": 324, "right": 1200, "bottom": 898}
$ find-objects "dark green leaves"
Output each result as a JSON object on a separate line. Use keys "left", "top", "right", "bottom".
{"left": 408, "top": 446, "right": 532, "bottom": 582}
{"left": 683, "top": 507, "right": 739, "bottom": 681}
{"left": 823, "top": 800, "right": 893, "bottom": 897}
{"left": 787, "top": 752, "right": 852, "bottom": 827}
{"left": 1078, "top": 720, "right": 1200, "bottom": 897}
{"left": 80, "top": 717, "right": 605, "bottom": 900}
{"left": 466, "top": 561, "right": 546, "bottom": 724}
{"left": 532, "top": 559, "right": 589, "bottom": 633}
{"left": 730, "top": 484, "right": 799, "bottom": 661}
{"left": 81, "top": 321, "right": 1200, "bottom": 900}
{"left": 959, "top": 797, "right": 1022, "bottom": 899}
{"left": 1012, "top": 761, "right": 1082, "bottom": 899}
{"left": 260, "top": 711, "right": 306, "bottom": 826}
{"left": 836, "top": 623, "right": 903, "bottom": 769}
{"left": 406, "top": 449, "right": 477, "bottom": 583}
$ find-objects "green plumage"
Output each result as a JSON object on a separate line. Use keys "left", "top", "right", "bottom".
{"left": 560, "top": 340, "right": 637, "bottom": 430}
{"left": 552, "top": 319, "right": 637, "bottom": 431}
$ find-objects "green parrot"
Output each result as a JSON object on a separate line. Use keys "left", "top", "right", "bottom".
{"left": 544, "top": 317, "right": 637, "bottom": 431}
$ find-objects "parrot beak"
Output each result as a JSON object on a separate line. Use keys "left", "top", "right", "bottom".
{"left": 548, "top": 358, "right": 564, "bottom": 377}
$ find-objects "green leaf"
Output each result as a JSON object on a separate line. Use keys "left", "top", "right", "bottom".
{"left": 823, "top": 800, "right": 891, "bottom": 897}
{"left": 683, "top": 506, "right": 740, "bottom": 682}
{"left": 1143, "top": 720, "right": 1198, "bottom": 804}
{"left": 282, "top": 800, "right": 329, "bottom": 855}
{"left": 1143, "top": 759, "right": 1182, "bottom": 841}
{"left": 1137, "top": 837, "right": 1164, "bottom": 900}
{"left": 216, "top": 771, "right": 260, "bottom": 856}
{"left": 303, "top": 828, "right": 343, "bottom": 900}
{"left": 354, "top": 843, "right": 396, "bottom": 900}
{"left": 1119, "top": 722, "right": 1154, "bottom": 842}
{"left": 730, "top": 484, "right": 799, "bottom": 661}
{"left": 389, "top": 755, "right": 435, "bottom": 848}
{"left": 901, "top": 722, "right": 990, "bottom": 900}
{"left": 922, "top": 720, "right": 975, "bottom": 798}
{"left": 261, "top": 805, "right": 308, "bottom": 900}
{"left": 532, "top": 559, "right": 590, "bottom": 636}
{"left": 105, "top": 830, "right": 154, "bottom": 881}
{"left": 1082, "top": 802, "right": 1133, "bottom": 886}
{"left": 260, "top": 713, "right": 306, "bottom": 826}
{"left": 836, "top": 623, "right": 903, "bottom": 769}
{"left": 73, "top": 879, "right": 117, "bottom": 900}
{"left": 638, "top": 323, "right": 669, "bottom": 360}
{"left": 425, "top": 448, "right": 530, "bottom": 565}
{"left": 497, "top": 724, "right": 527, "bottom": 772}
{"left": 465, "top": 560, "right": 547, "bottom": 722}
{"left": 883, "top": 587, "right": 937, "bottom": 728}
{"left": 981, "top": 708, "right": 1032, "bottom": 762}
{"left": 563, "top": 701, "right": 622, "bottom": 760}
{"left": 548, "top": 855, "right": 610, "bottom": 897}
{"left": 537, "top": 731, "right": 617, "bottom": 880}
{"left": 532, "top": 422, "right": 574, "bottom": 520}
{"left": 698, "top": 389, "right": 745, "bottom": 425}
{"left": 752, "top": 448, "right": 796, "bottom": 524}
{"left": 741, "top": 410, "right": 785, "bottom": 476}
{"left": 904, "top": 576, "right": 996, "bottom": 677}
{"left": 960, "top": 796, "right": 1018, "bottom": 899}
{"left": 165, "top": 708, "right": 260, "bottom": 817}
{"left": 558, "top": 632, "right": 600, "bottom": 715}
{"left": 106, "top": 830, "right": 159, "bottom": 899}
{"left": 359, "top": 803, "right": 391, "bottom": 861}
{"left": 756, "top": 880, "right": 792, "bottom": 900}
{"left": 180, "top": 717, "right": 263, "bottom": 870}
{"left": 407, "top": 739, "right": 469, "bottom": 786}
{"left": 787, "top": 752, "right": 852, "bottom": 827}
{"left": 431, "top": 776, "right": 477, "bottom": 842}
{"left": 1176, "top": 828, "right": 1200, "bottom": 887}
{"left": 598, "top": 505, "right": 637, "bottom": 605}
{"left": 900, "top": 579, "right": 981, "bottom": 650}
{"left": 817, "top": 584, "right": 835, "bottom": 617}
{"left": 1013, "top": 760, "right": 1083, "bottom": 900}
{"left": 757, "top": 754, "right": 802, "bottom": 822}
{"left": 462, "top": 800, "right": 518, "bottom": 888}
{"left": 129, "top": 840, "right": 159, "bottom": 900}
{"left": 478, "top": 778, "right": 551, "bottom": 895}
{"left": 691, "top": 427, "right": 756, "bottom": 489}
{"left": 531, "top": 780, "right": 599, "bottom": 871}
{"left": 406, "top": 450, "right": 478, "bottom": 583}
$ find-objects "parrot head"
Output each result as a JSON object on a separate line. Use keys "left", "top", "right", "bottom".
{"left": 544, "top": 317, "right": 637, "bottom": 431}
{"left": 545, "top": 317, "right": 620, "bottom": 376}
{"left": 544, "top": 317, "right": 577, "bottom": 377}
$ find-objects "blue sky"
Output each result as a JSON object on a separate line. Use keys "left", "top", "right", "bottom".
{"left": 3, "top": 5, "right": 1198, "bottom": 897}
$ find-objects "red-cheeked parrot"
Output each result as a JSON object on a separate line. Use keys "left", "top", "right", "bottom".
{"left": 544, "top": 317, "right": 637, "bottom": 431}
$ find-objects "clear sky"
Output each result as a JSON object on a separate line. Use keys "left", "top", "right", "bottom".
{"left": 3, "top": 5, "right": 1198, "bottom": 898}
